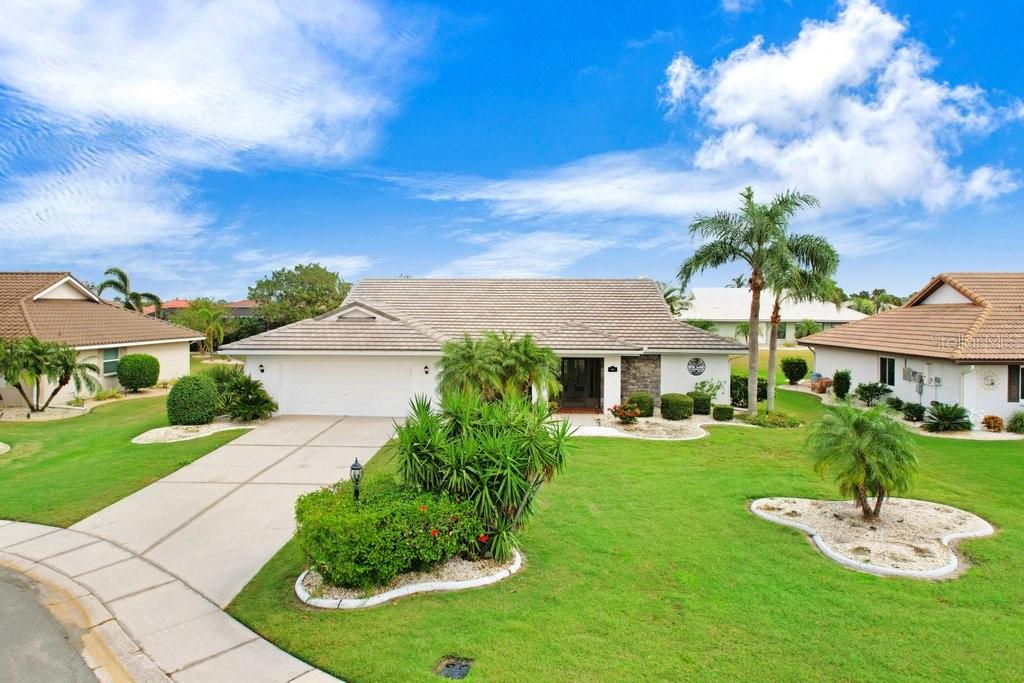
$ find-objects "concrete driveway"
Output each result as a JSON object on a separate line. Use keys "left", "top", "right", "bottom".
{"left": 72, "top": 415, "right": 395, "bottom": 607}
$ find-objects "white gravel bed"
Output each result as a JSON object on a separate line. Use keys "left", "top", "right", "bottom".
{"left": 752, "top": 497, "right": 994, "bottom": 579}
{"left": 131, "top": 417, "right": 262, "bottom": 443}
{"left": 297, "top": 550, "right": 524, "bottom": 609}
{"left": 0, "top": 443, "right": 9, "bottom": 455}
{"left": 591, "top": 413, "right": 755, "bottom": 440}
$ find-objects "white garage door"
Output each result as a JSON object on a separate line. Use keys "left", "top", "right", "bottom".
{"left": 275, "top": 355, "right": 437, "bottom": 416}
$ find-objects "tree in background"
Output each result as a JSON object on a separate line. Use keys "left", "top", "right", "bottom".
{"left": 795, "top": 319, "right": 823, "bottom": 338}
{"left": 685, "top": 319, "right": 717, "bottom": 333}
{"left": 847, "top": 288, "right": 904, "bottom": 314}
{"left": 679, "top": 187, "right": 820, "bottom": 415}
{"left": 733, "top": 321, "right": 751, "bottom": 343}
{"left": 172, "top": 299, "right": 232, "bottom": 354}
{"left": 97, "top": 267, "right": 162, "bottom": 313}
{"left": 249, "top": 263, "right": 350, "bottom": 328}
{"left": 657, "top": 281, "right": 691, "bottom": 315}
{"left": 727, "top": 274, "right": 747, "bottom": 287}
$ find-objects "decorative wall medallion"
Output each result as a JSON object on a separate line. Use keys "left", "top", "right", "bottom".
{"left": 978, "top": 369, "right": 998, "bottom": 391}
{"left": 687, "top": 357, "right": 706, "bottom": 376}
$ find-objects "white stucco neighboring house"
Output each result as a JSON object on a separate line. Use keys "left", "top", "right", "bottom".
{"left": 220, "top": 278, "right": 746, "bottom": 416}
{"left": 799, "top": 272, "right": 1024, "bottom": 425}
{"left": 679, "top": 287, "right": 866, "bottom": 346}
{"left": 0, "top": 272, "right": 201, "bottom": 408}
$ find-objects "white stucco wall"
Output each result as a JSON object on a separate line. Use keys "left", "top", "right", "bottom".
{"left": 602, "top": 354, "right": 621, "bottom": 411}
{"left": 809, "top": 347, "right": 1023, "bottom": 424}
{"left": 244, "top": 354, "right": 441, "bottom": 416}
{"left": 660, "top": 353, "right": 732, "bottom": 403}
{"left": 707, "top": 321, "right": 818, "bottom": 347}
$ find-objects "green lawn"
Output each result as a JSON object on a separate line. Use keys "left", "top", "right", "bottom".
{"left": 0, "top": 397, "right": 245, "bottom": 527}
{"left": 731, "top": 346, "right": 814, "bottom": 384}
{"left": 228, "top": 390, "right": 1024, "bottom": 682}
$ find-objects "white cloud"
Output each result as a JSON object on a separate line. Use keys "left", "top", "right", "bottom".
{"left": 232, "top": 249, "right": 374, "bottom": 280}
{"left": 430, "top": 230, "right": 615, "bottom": 277}
{"left": 660, "top": 54, "right": 702, "bottom": 113}
{"left": 721, "top": 0, "right": 756, "bottom": 14}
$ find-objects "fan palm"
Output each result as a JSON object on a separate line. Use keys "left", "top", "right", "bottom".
{"left": 808, "top": 403, "right": 917, "bottom": 519}
{"left": 679, "top": 187, "right": 820, "bottom": 414}
{"left": 97, "top": 267, "right": 162, "bottom": 313}
{"left": 40, "top": 345, "right": 101, "bottom": 410}
{"left": 438, "top": 334, "right": 503, "bottom": 399}
{"left": 763, "top": 235, "right": 840, "bottom": 412}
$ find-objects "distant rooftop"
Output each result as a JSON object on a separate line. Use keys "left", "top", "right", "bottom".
{"left": 679, "top": 287, "right": 867, "bottom": 323}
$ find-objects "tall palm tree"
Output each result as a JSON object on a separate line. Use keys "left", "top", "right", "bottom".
{"left": 679, "top": 187, "right": 820, "bottom": 414}
{"left": 40, "top": 345, "right": 101, "bottom": 410}
{"left": 764, "top": 235, "right": 840, "bottom": 412}
{"left": 438, "top": 334, "right": 502, "bottom": 399}
{"left": 97, "top": 267, "right": 162, "bottom": 313}
{"left": 807, "top": 403, "right": 917, "bottom": 519}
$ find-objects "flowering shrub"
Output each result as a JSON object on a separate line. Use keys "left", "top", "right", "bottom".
{"left": 610, "top": 403, "right": 641, "bottom": 424}
{"left": 296, "top": 476, "right": 484, "bottom": 589}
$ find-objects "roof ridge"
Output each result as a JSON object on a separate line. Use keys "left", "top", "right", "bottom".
{"left": 345, "top": 296, "right": 448, "bottom": 342}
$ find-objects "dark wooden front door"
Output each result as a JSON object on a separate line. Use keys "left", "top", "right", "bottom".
{"left": 559, "top": 358, "right": 602, "bottom": 409}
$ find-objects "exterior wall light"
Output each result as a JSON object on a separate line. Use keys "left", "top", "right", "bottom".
{"left": 424, "top": 365, "right": 430, "bottom": 374}
{"left": 258, "top": 364, "right": 265, "bottom": 373}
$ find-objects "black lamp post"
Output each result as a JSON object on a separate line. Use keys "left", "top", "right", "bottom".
{"left": 350, "top": 458, "right": 363, "bottom": 506}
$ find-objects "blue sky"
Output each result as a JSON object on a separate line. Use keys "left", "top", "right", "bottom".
{"left": 1, "top": 0, "right": 1022, "bottom": 299}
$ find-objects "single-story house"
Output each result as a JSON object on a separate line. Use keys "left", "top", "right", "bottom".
{"left": 799, "top": 272, "right": 1024, "bottom": 424}
{"left": 143, "top": 298, "right": 190, "bottom": 318}
{"left": 679, "top": 287, "right": 866, "bottom": 346}
{"left": 220, "top": 278, "right": 746, "bottom": 416}
{"left": 0, "top": 272, "right": 202, "bottom": 407}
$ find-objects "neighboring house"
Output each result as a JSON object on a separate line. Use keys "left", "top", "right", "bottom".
{"left": 799, "top": 272, "right": 1024, "bottom": 424}
{"left": 679, "top": 287, "right": 866, "bottom": 345}
{"left": 220, "top": 278, "right": 745, "bottom": 416}
{"left": 143, "top": 298, "right": 190, "bottom": 318}
{"left": 0, "top": 272, "right": 202, "bottom": 408}
{"left": 227, "top": 299, "right": 257, "bottom": 317}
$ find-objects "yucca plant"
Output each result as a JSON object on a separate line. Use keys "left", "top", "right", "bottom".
{"left": 391, "top": 391, "right": 573, "bottom": 560}
{"left": 922, "top": 402, "right": 973, "bottom": 432}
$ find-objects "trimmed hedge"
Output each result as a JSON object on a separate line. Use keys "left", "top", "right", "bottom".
{"left": 627, "top": 391, "right": 654, "bottom": 418}
{"left": 688, "top": 391, "right": 711, "bottom": 415}
{"left": 166, "top": 374, "right": 220, "bottom": 425}
{"left": 296, "top": 477, "right": 484, "bottom": 589}
{"left": 660, "top": 393, "right": 693, "bottom": 420}
{"left": 833, "top": 370, "right": 852, "bottom": 399}
{"left": 712, "top": 404, "right": 734, "bottom": 421}
{"left": 780, "top": 357, "right": 808, "bottom": 385}
{"left": 117, "top": 353, "right": 159, "bottom": 392}
{"left": 729, "top": 374, "right": 768, "bottom": 408}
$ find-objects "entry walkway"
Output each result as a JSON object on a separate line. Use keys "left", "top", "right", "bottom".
{"left": 0, "top": 415, "right": 394, "bottom": 681}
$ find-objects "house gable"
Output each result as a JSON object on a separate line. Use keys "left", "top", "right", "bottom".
{"left": 34, "top": 275, "right": 100, "bottom": 302}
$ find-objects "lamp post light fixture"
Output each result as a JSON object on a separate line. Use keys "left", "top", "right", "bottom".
{"left": 350, "top": 458, "right": 363, "bottom": 505}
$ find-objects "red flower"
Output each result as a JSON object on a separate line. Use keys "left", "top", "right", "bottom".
{"left": 419, "top": 505, "right": 428, "bottom": 512}
{"left": 477, "top": 534, "right": 490, "bottom": 543}
{"left": 430, "top": 528, "right": 439, "bottom": 537}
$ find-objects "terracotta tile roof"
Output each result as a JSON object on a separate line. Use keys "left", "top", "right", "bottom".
{"left": 228, "top": 299, "right": 256, "bottom": 308}
{"left": 223, "top": 278, "right": 746, "bottom": 354}
{"left": 0, "top": 272, "right": 203, "bottom": 347}
{"left": 799, "top": 272, "right": 1024, "bottom": 363}
{"left": 142, "top": 299, "right": 190, "bottom": 315}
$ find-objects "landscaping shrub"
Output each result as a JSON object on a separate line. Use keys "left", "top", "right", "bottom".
{"left": 687, "top": 391, "right": 711, "bottom": 415}
{"left": 712, "top": 404, "right": 734, "bottom": 421}
{"left": 729, "top": 374, "right": 768, "bottom": 408}
{"left": 116, "top": 353, "right": 159, "bottom": 392}
{"left": 922, "top": 402, "right": 972, "bottom": 432}
{"left": 93, "top": 387, "right": 123, "bottom": 401}
{"left": 738, "top": 412, "right": 801, "bottom": 428}
{"left": 1007, "top": 410, "right": 1024, "bottom": 434}
{"left": 694, "top": 379, "right": 725, "bottom": 402}
{"left": 610, "top": 403, "right": 641, "bottom": 424}
{"left": 296, "top": 477, "right": 484, "bottom": 589}
{"left": 833, "top": 370, "right": 852, "bottom": 399}
{"left": 223, "top": 374, "right": 278, "bottom": 422}
{"left": 885, "top": 396, "right": 905, "bottom": 411}
{"left": 393, "top": 392, "right": 572, "bottom": 561}
{"left": 627, "top": 391, "right": 654, "bottom": 418}
{"left": 780, "top": 357, "right": 809, "bottom": 385}
{"left": 201, "top": 363, "right": 242, "bottom": 397}
{"left": 166, "top": 374, "right": 220, "bottom": 425}
{"left": 902, "top": 402, "right": 926, "bottom": 422}
{"left": 855, "top": 382, "right": 893, "bottom": 406}
{"left": 660, "top": 393, "right": 693, "bottom": 420}
{"left": 981, "top": 415, "right": 1004, "bottom": 432}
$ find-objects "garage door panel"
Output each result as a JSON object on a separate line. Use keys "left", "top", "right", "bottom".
{"left": 275, "top": 356, "right": 435, "bottom": 416}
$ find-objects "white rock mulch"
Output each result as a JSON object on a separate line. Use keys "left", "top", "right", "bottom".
{"left": 0, "top": 443, "right": 9, "bottom": 455}
{"left": 751, "top": 497, "right": 994, "bottom": 579}
{"left": 584, "top": 413, "right": 756, "bottom": 441}
{"left": 131, "top": 417, "right": 262, "bottom": 444}
{"left": 296, "top": 550, "right": 524, "bottom": 609}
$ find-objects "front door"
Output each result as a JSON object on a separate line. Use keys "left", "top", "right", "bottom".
{"left": 559, "top": 358, "right": 601, "bottom": 409}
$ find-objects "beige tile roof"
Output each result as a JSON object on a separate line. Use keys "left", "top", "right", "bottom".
{"left": 223, "top": 278, "right": 746, "bottom": 353}
{"left": 799, "top": 272, "right": 1024, "bottom": 363}
{"left": 682, "top": 287, "right": 867, "bottom": 322}
{"left": 0, "top": 272, "right": 203, "bottom": 347}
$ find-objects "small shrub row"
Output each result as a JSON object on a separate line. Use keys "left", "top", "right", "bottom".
{"left": 738, "top": 412, "right": 801, "bottom": 428}
{"left": 712, "top": 404, "right": 734, "bottom": 421}
{"left": 660, "top": 393, "right": 693, "bottom": 420}
{"left": 687, "top": 391, "right": 711, "bottom": 415}
{"left": 167, "top": 366, "right": 277, "bottom": 425}
{"left": 626, "top": 392, "right": 654, "bottom": 417}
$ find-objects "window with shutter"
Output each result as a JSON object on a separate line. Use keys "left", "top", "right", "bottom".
{"left": 1010, "top": 365, "right": 1021, "bottom": 402}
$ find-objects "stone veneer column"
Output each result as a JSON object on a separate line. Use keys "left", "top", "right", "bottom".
{"left": 621, "top": 355, "right": 662, "bottom": 405}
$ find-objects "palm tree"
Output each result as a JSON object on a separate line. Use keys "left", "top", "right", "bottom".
{"left": 495, "top": 332, "right": 562, "bottom": 399}
{"left": 438, "top": 334, "right": 502, "bottom": 399}
{"left": 679, "top": 187, "right": 820, "bottom": 414}
{"left": 686, "top": 319, "right": 717, "bottom": 333}
{"left": 795, "top": 319, "right": 823, "bottom": 338}
{"left": 733, "top": 321, "right": 751, "bottom": 343}
{"left": 807, "top": 403, "right": 917, "bottom": 519}
{"left": 657, "top": 281, "right": 691, "bottom": 315}
{"left": 40, "top": 345, "right": 101, "bottom": 410}
{"left": 97, "top": 267, "right": 162, "bottom": 313}
{"left": 0, "top": 338, "right": 35, "bottom": 409}
{"left": 763, "top": 235, "right": 840, "bottom": 412}
{"left": 727, "top": 274, "right": 747, "bottom": 288}
{"left": 847, "top": 296, "right": 876, "bottom": 315}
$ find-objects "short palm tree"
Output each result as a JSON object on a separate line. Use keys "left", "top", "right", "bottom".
{"left": 193, "top": 302, "right": 229, "bottom": 354}
{"left": 0, "top": 338, "right": 35, "bottom": 409}
{"left": 763, "top": 235, "right": 840, "bottom": 412}
{"left": 733, "top": 321, "right": 751, "bottom": 343}
{"left": 40, "top": 345, "right": 101, "bottom": 410}
{"left": 807, "top": 403, "right": 917, "bottom": 519}
{"left": 438, "top": 334, "right": 502, "bottom": 399}
{"left": 679, "top": 187, "right": 820, "bottom": 415}
{"left": 499, "top": 332, "right": 562, "bottom": 399}
{"left": 97, "top": 267, "right": 162, "bottom": 313}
